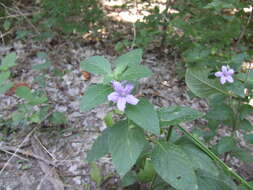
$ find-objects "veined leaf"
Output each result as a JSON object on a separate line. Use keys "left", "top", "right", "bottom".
{"left": 176, "top": 137, "right": 219, "bottom": 176}
{"left": 125, "top": 99, "right": 160, "bottom": 135}
{"left": 114, "top": 49, "right": 143, "bottom": 67}
{"left": 185, "top": 67, "right": 233, "bottom": 98}
{"left": 0, "top": 53, "right": 16, "bottom": 71}
{"left": 81, "top": 56, "right": 111, "bottom": 75}
{"left": 119, "top": 65, "right": 152, "bottom": 81}
{"left": 80, "top": 84, "right": 113, "bottom": 112}
{"left": 114, "top": 49, "right": 143, "bottom": 75}
{"left": 196, "top": 169, "right": 237, "bottom": 190}
{"left": 0, "top": 71, "right": 10, "bottom": 85}
{"left": 151, "top": 141, "right": 198, "bottom": 190}
{"left": 15, "top": 86, "right": 48, "bottom": 105}
{"left": 86, "top": 128, "right": 110, "bottom": 162}
{"left": 0, "top": 82, "right": 13, "bottom": 94}
{"left": 158, "top": 106, "right": 204, "bottom": 127}
{"left": 108, "top": 121, "right": 146, "bottom": 176}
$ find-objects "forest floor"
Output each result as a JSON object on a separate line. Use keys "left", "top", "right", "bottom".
{"left": 0, "top": 1, "right": 253, "bottom": 190}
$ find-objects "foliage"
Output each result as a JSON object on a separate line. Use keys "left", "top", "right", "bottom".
{"left": 39, "top": 0, "right": 104, "bottom": 35}
{"left": 81, "top": 49, "right": 253, "bottom": 190}
{"left": 0, "top": 53, "right": 68, "bottom": 134}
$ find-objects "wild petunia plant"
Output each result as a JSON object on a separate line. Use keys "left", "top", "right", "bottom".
{"left": 80, "top": 49, "right": 253, "bottom": 190}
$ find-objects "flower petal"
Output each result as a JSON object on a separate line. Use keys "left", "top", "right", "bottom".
{"left": 112, "top": 81, "right": 123, "bottom": 92}
{"left": 124, "top": 83, "right": 134, "bottom": 94}
{"left": 228, "top": 69, "right": 234, "bottom": 75}
{"left": 117, "top": 97, "right": 127, "bottom": 111}
{"left": 215, "top": 71, "right": 223, "bottom": 77}
{"left": 221, "top": 66, "right": 228, "bottom": 73}
{"left": 226, "top": 76, "right": 234, "bottom": 83}
{"left": 108, "top": 92, "right": 119, "bottom": 103}
{"left": 220, "top": 77, "right": 226, "bottom": 84}
{"left": 126, "top": 95, "right": 139, "bottom": 105}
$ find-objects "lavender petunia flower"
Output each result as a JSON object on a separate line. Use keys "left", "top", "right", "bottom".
{"left": 215, "top": 66, "right": 234, "bottom": 85}
{"left": 108, "top": 81, "right": 139, "bottom": 111}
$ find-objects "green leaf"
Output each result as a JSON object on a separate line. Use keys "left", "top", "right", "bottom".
{"left": 151, "top": 141, "right": 198, "bottom": 190}
{"left": 239, "top": 104, "right": 253, "bottom": 119}
{"left": 80, "top": 56, "right": 111, "bottom": 75}
{"left": 196, "top": 170, "right": 237, "bottom": 190}
{"left": 104, "top": 111, "right": 114, "bottom": 127}
{"left": 125, "top": 99, "right": 160, "bottom": 135}
{"left": 231, "top": 148, "right": 253, "bottom": 163}
{"left": 239, "top": 119, "right": 252, "bottom": 131}
{"left": 15, "top": 86, "right": 34, "bottom": 101}
{"left": 80, "top": 84, "right": 113, "bottom": 112}
{"left": 50, "top": 112, "right": 67, "bottom": 125}
{"left": 29, "top": 113, "right": 41, "bottom": 123}
{"left": 237, "top": 70, "right": 253, "bottom": 88}
{"left": 176, "top": 137, "right": 219, "bottom": 176}
{"left": 158, "top": 106, "right": 204, "bottom": 127}
{"left": 90, "top": 163, "right": 102, "bottom": 186}
{"left": 244, "top": 134, "right": 253, "bottom": 144}
{"left": 3, "top": 20, "right": 11, "bottom": 31}
{"left": 0, "top": 71, "right": 10, "bottom": 85}
{"left": 119, "top": 65, "right": 152, "bottom": 81}
{"left": 217, "top": 136, "right": 236, "bottom": 155}
{"left": 108, "top": 121, "right": 146, "bottom": 176}
{"left": 32, "top": 61, "right": 51, "bottom": 70}
{"left": 239, "top": 181, "right": 253, "bottom": 190}
{"left": 15, "top": 86, "right": 48, "bottom": 105}
{"left": 0, "top": 53, "right": 16, "bottom": 71}
{"left": 183, "top": 47, "right": 210, "bottom": 63}
{"left": 185, "top": 67, "right": 232, "bottom": 98}
{"left": 0, "top": 82, "right": 13, "bottom": 94}
{"left": 114, "top": 49, "right": 143, "bottom": 68}
{"left": 206, "top": 104, "right": 234, "bottom": 121}
{"left": 121, "top": 171, "right": 138, "bottom": 187}
{"left": 86, "top": 128, "right": 110, "bottom": 163}
{"left": 226, "top": 81, "right": 245, "bottom": 97}
{"left": 137, "top": 159, "right": 156, "bottom": 182}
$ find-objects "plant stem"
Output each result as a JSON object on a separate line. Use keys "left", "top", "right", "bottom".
{"left": 166, "top": 126, "right": 174, "bottom": 141}
{"left": 149, "top": 126, "right": 175, "bottom": 190}
{"left": 149, "top": 174, "right": 157, "bottom": 190}
{"left": 177, "top": 125, "right": 253, "bottom": 190}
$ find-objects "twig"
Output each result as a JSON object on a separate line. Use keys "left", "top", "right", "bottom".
{"left": 0, "top": 144, "right": 56, "bottom": 167}
{"left": 13, "top": 5, "right": 40, "bottom": 34}
{"left": 0, "top": 12, "right": 39, "bottom": 20}
{"left": 34, "top": 135, "right": 57, "bottom": 161}
{"left": 0, "top": 127, "right": 37, "bottom": 175}
{"left": 130, "top": 0, "right": 138, "bottom": 50}
{"left": 236, "top": 7, "right": 253, "bottom": 48}
{"left": 131, "top": 22, "right": 136, "bottom": 50}
{"left": 0, "top": 31, "right": 5, "bottom": 45}
{"left": 0, "top": 147, "right": 29, "bottom": 161}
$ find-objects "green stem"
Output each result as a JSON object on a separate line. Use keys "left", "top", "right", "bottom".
{"left": 177, "top": 125, "right": 253, "bottom": 190}
{"left": 149, "top": 126, "right": 175, "bottom": 190}
{"left": 166, "top": 126, "right": 174, "bottom": 141}
{"left": 149, "top": 174, "right": 157, "bottom": 190}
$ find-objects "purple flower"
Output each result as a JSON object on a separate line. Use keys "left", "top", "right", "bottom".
{"left": 215, "top": 66, "right": 234, "bottom": 84}
{"left": 108, "top": 81, "right": 139, "bottom": 111}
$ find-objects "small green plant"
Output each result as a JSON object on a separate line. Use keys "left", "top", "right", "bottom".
{"left": 0, "top": 52, "right": 16, "bottom": 94}
{"left": 39, "top": 0, "right": 104, "bottom": 35}
{"left": 80, "top": 49, "right": 253, "bottom": 189}
{"left": 0, "top": 53, "right": 67, "bottom": 131}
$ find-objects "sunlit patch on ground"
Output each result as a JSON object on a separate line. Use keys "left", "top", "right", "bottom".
{"left": 102, "top": 0, "right": 178, "bottom": 23}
